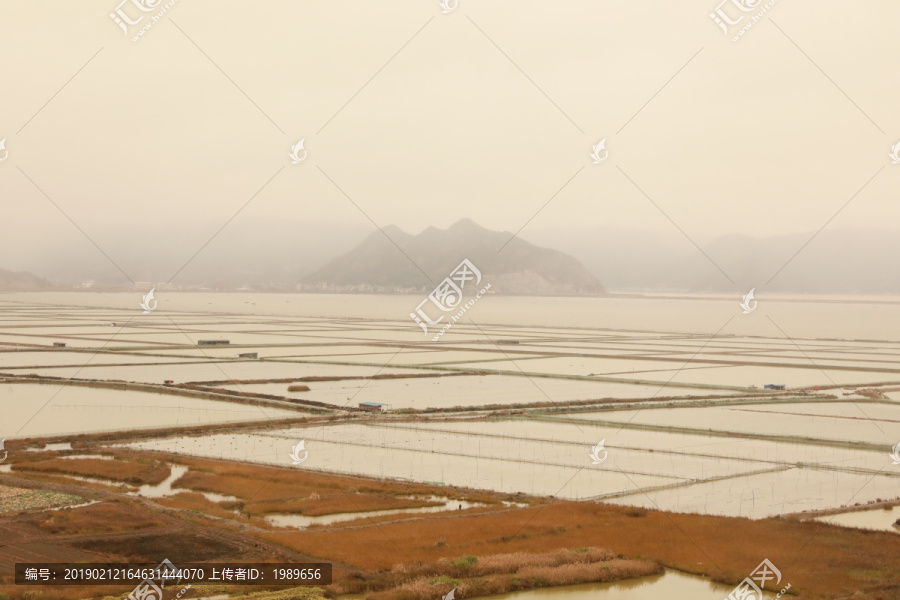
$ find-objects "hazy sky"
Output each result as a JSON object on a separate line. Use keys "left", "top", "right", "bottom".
{"left": 1, "top": 0, "right": 899, "bottom": 273}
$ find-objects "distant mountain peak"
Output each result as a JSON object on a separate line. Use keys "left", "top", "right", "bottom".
{"left": 304, "top": 220, "right": 605, "bottom": 295}
{"left": 447, "top": 218, "right": 485, "bottom": 231}
{"left": 380, "top": 224, "right": 407, "bottom": 236}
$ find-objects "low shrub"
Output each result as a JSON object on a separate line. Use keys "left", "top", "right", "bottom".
{"left": 452, "top": 555, "right": 478, "bottom": 569}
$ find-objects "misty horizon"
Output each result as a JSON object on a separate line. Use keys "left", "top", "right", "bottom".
{"left": 3, "top": 217, "right": 900, "bottom": 295}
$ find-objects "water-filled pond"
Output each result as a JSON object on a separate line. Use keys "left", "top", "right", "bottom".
{"left": 465, "top": 570, "right": 756, "bottom": 600}
{"left": 817, "top": 505, "right": 900, "bottom": 533}
{"left": 264, "top": 497, "right": 486, "bottom": 529}
{"left": 1, "top": 384, "right": 301, "bottom": 438}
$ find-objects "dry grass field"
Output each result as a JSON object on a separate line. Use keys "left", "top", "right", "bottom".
{"left": 162, "top": 456, "right": 503, "bottom": 517}
{"left": 14, "top": 457, "right": 171, "bottom": 485}
{"left": 2, "top": 451, "right": 899, "bottom": 600}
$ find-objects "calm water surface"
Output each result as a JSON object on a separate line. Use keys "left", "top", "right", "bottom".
{"left": 467, "top": 571, "right": 741, "bottom": 600}
{"left": 9, "top": 292, "right": 900, "bottom": 340}
{"left": 818, "top": 505, "right": 900, "bottom": 533}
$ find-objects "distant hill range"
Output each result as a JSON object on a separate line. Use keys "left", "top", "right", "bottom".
{"left": 7, "top": 219, "right": 900, "bottom": 295}
{"left": 526, "top": 227, "right": 900, "bottom": 294}
{"left": 0, "top": 268, "right": 52, "bottom": 291}
{"left": 302, "top": 219, "right": 606, "bottom": 295}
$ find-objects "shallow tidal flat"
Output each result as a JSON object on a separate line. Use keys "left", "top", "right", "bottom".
{"left": 124, "top": 417, "right": 899, "bottom": 518}
{"left": 0, "top": 383, "right": 302, "bottom": 438}
{"left": 816, "top": 504, "right": 900, "bottom": 533}
{"left": 0, "top": 360, "right": 433, "bottom": 386}
{"left": 569, "top": 401, "right": 900, "bottom": 446}
{"left": 4, "top": 295, "right": 900, "bottom": 523}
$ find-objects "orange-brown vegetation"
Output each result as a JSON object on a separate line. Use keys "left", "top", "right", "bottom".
{"left": 0, "top": 580, "right": 323, "bottom": 600}
{"left": 0, "top": 492, "right": 313, "bottom": 600}
{"left": 5, "top": 452, "right": 900, "bottom": 600}
{"left": 305, "top": 505, "right": 502, "bottom": 531}
{"left": 15, "top": 457, "right": 170, "bottom": 485}
{"left": 69, "top": 531, "right": 244, "bottom": 563}
{"left": 168, "top": 457, "right": 500, "bottom": 516}
{"left": 249, "top": 494, "right": 445, "bottom": 517}
{"left": 21, "top": 500, "right": 162, "bottom": 534}
{"left": 358, "top": 548, "right": 660, "bottom": 600}
{"left": 288, "top": 385, "right": 311, "bottom": 392}
{"left": 258, "top": 499, "right": 900, "bottom": 599}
